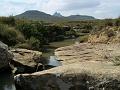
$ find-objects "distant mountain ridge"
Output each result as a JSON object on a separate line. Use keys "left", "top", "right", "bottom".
{"left": 53, "top": 12, "right": 63, "bottom": 17}
{"left": 15, "top": 10, "right": 95, "bottom": 22}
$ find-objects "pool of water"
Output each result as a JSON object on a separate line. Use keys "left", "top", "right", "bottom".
{"left": 42, "top": 38, "right": 76, "bottom": 68}
{"left": 42, "top": 38, "right": 76, "bottom": 58}
{"left": 0, "top": 72, "right": 16, "bottom": 90}
{"left": 47, "top": 56, "right": 62, "bottom": 66}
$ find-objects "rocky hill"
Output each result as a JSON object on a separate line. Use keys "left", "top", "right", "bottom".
{"left": 88, "top": 26, "right": 120, "bottom": 43}
{"left": 15, "top": 10, "right": 95, "bottom": 22}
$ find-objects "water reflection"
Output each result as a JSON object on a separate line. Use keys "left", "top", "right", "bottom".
{"left": 48, "top": 56, "right": 62, "bottom": 66}
{"left": 0, "top": 72, "right": 16, "bottom": 90}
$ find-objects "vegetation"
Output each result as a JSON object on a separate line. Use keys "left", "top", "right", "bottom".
{"left": 0, "top": 16, "right": 78, "bottom": 50}
{"left": 0, "top": 23, "right": 25, "bottom": 46}
{"left": 0, "top": 16, "right": 120, "bottom": 50}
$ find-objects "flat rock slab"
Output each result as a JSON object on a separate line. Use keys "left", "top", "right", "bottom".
{"left": 15, "top": 61, "right": 120, "bottom": 90}
{"left": 55, "top": 43, "right": 120, "bottom": 65}
{"left": 14, "top": 43, "right": 120, "bottom": 90}
{"left": 10, "top": 49, "right": 43, "bottom": 74}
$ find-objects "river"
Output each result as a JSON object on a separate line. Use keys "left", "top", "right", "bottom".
{"left": 0, "top": 72, "right": 16, "bottom": 90}
{"left": 0, "top": 38, "right": 76, "bottom": 90}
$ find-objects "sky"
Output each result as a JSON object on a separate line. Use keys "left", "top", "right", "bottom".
{"left": 0, "top": 0, "right": 120, "bottom": 19}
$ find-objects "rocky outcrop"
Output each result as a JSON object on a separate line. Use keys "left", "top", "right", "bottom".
{"left": 14, "top": 43, "right": 120, "bottom": 90}
{"left": 0, "top": 41, "right": 13, "bottom": 72}
{"left": 10, "top": 49, "right": 43, "bottom": 74}
{"left": 55, "top": 43, "right": 120, "bottom": 65}
{"left": 14, "top": 61, "right": 120, "bottom": 90}
{"left": 88, "top": 27, "right": 120, "bottom": 44}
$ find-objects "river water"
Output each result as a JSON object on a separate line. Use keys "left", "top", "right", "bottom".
{"left": 0, "top": 72, "right": 16, "bottom": 90}
{"left": 0, "top": 38, "right": 76, "bottom": 90}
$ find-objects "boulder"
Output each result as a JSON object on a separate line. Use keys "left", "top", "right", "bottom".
{"left": 14, "top": 62, "right": 120, "bottom": 90}
{"left": 0, "top": 41, "right": 13, "bottom": 72}
{"left": 15, "top": 73, "right": 61, "bottom": 90}
{"left": 14, "top": 42, "right": 120, "bottom": 90}
{"left": 10, "top": 48, "right": 43, "bottom": 74}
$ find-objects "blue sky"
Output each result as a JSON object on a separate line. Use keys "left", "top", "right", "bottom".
{"left": 0, "top": 0, "right": 120, "bottom": 19}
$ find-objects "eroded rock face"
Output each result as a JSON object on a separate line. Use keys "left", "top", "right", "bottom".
{"left": 0, "top": 41, "right": 13, "bottom": 72}
{"left": 14, "top": 43, "right": 120, "bottom": 90}
{"left": 14, "top": 61, "right": 120, "bottom": 90}
{"left": 15, "top": 73, "right": 61, "bottom": 90}
{"left": 10, "top": 49, "right": 43, "bottom": 74}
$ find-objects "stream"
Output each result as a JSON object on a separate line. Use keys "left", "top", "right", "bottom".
{"left": 0, "top": 72, "right": 16, "bottom": 90}
{"left": 0, "top": 38, "right": 76, "bottom": 90}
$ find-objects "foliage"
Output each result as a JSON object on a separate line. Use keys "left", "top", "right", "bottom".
{"left": 104, "top": 19, "right": 113, "bottom": 26}
{"left": 115, "top": 19, "right": 120, "bottom": 26}
{"left": 77, "top": 35, "right": 89, "bottom": 43}
{"left": 0, "top": 24, "right": 25, "bottom": 46}
{"left": 107, "top": 30, "right": 116, "bottom": 37}
{"left": 0, "top": 16, "right": 15, "bottom": 26}
{"left": 27, "top": 37, "right": 41, "bottom": 50}
{"left": 0, "top": 16, "right": 120, "bottom": 50}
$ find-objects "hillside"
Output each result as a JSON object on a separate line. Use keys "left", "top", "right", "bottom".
{"left": 15, "top": 10, "right": 62, "bottom": 22}
{"left": 15, "top": 10, "right": 95, "bottom": 22}
{"left": 67, "top": 15, "right": 95, "bottom": 21}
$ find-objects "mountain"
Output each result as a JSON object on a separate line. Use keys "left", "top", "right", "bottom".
{"left": 15, "top": 10, "right": 61, "bottom": 22}
{"left": 15, "top": 10, "right": 95, "bottom": 22}
{"left": 67, "top": 15, "right": 95, "bottom": 20}
{"left": 53, "top": 12, "right": 63, "bottom": 17}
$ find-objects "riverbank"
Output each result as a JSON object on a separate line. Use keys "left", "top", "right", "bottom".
{"left": 14, "top": 43, "right": 120, "bottom": 90}
{"left": 55, "top": 43, "right": 120, "bottom": 65}
{"left": 0, "top": 38, "right": 76, "bottom": 90}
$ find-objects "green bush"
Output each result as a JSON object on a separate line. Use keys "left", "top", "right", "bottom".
{"left": 27, "top": 37, "right": 41, "bottom": 50}
{"left": 15, "top": 43, "right": 31, "bottom": 49}
{"left": 115, "top": 19, "right": 120, "bottom": 26}
{"left": 0, "top": 24, "right": 25, "bottom": 46}
{"left": 78, "top": 35, "right": 89, "bottom": 43}
{"left": 104, "top": 19, "right": 113, "bottom": 26}
{"left": 0, "top": 16, "right": 15, "bottom": 26}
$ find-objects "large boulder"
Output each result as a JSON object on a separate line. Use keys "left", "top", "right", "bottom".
{"left": 14, "top": 43, "right": 120, "bottom": 90}
{"left": 0, "top": 41, "right": 13, "bottom": 72}
{"left": 10, "top": 49, "right": 43, "bottom": 74}
{"left": 14, "top": 62, "right": 120, "bottom": 90}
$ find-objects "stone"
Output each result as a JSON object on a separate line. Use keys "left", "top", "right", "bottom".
{"left": 0, "top": 41, "right": 13, "bottom": 72}
{"left": 10, "top": 48, "right": 43, "bottom": 74}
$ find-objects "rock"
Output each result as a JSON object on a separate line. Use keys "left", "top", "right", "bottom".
{"left": 55, "top": 43, "right": 120, "bottom": 65}
{"left": 0, "top": 41, "right": 13, "bottom": 72}
{"left": 10, "top": 48, "right": 43, "bottom": 74}
{"left": 15, "top": 73, "right": 61, "bottom": 90}
{"left": 14, "top": 61, "right": 120, "bottom": 90}
{"left": 14, "top": 43, "right": 120, "bottom": 90}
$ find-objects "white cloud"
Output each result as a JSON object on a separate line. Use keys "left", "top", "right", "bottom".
{"left": 0, "top": 0, "right": 120, "bottom": 18}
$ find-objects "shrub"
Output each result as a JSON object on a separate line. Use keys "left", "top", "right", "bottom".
{"left": 104, "top": 19, "right": 113, "bottom": 26}
{"left": 0, "top": 24, "right": 25, "bottom": 46}
{"left": 78, "top": 35, "right": 89, "bottom": 43}
{"left": 15, "top": 43, "right": 31, "bottom": 49}
{"left": 107, "top": 30, "right": 116, "bottom": 37}
{"left": 0, "top": 16, "right": 15, "bottom": 26}
{"left": 27, "top": 37, "right": 41, "bottom": 50}
{"left": 115, "top": 19, "right": 120, "bottom": 26}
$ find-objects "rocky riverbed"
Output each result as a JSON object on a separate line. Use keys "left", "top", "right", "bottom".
{"left": 14, "top": 43, "right": 120, "bottom": 90}
{"left": 1, "top": 40, "right": 120, "bottom": 90}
